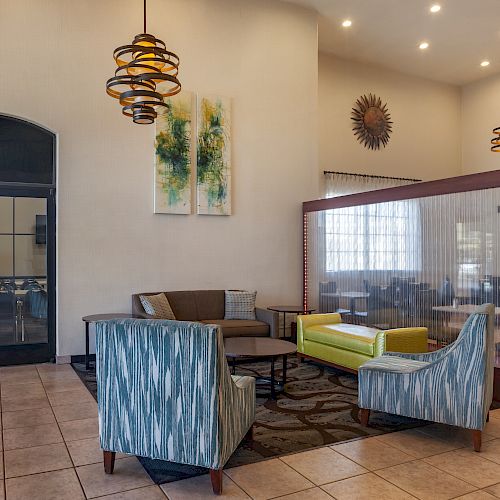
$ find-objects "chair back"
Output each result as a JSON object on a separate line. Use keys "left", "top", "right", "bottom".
{"left": 95, "top": 318, "right": 232, "bottom": 467}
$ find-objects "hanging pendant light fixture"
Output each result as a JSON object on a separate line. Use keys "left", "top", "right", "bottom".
{"left": 106, "top": 0, "right": 181, "bottom": 124}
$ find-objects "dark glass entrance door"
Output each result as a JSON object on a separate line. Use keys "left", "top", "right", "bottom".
{"left": 0, "top": 115, "right": 56, "bottom": 365}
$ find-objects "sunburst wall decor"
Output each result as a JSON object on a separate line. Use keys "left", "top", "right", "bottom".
{"left": 351, "top": 94, "right": 393, "bottom": 150}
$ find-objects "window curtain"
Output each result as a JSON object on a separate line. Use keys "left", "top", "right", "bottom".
{"left": 317, "top": 172, "right": 422, "bottom": 304}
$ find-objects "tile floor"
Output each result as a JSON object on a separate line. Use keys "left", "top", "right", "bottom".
{"left": 0, "top": 364, "right": 500, "bottom": 499}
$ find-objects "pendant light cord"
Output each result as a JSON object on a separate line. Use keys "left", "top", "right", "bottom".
{"left": 143, "top": 0, "right": 147, "bottom": 33}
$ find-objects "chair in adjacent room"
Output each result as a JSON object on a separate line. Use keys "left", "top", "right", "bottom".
{"left": 95, "top": 318, "right": 255, "bottom": 495}
{"left": 358, "top": 304, "right": 495, "bottom": 452}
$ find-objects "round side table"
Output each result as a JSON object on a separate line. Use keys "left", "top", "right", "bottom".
{"left": 82, "top": 313, "right": 137, "bottom": 370}
{"left": 267, "top": 306, "right": 315, "bottom": 342}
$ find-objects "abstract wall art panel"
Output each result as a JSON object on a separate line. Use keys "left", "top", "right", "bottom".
{"left": 154, "top": 91, "right": 194, "bottom": 214}
{"left": 196, "top": 95, "right": 232, "bottom": 215}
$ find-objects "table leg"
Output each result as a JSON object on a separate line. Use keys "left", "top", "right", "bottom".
{"left": 270, "top": 358, "right": 276, "bottom": 400}
{"left": 85, "top": 322, "right": 90, "bottom": 370}
{"left": 282, "top": 312, "right": 286, "bottom": 339}
{"left": 282, "top": 354, "right": 288, "bottom": 388}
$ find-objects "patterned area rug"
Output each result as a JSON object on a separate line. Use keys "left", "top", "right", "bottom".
{"left": 72, "top": 356, "right": 423, "bottom": 484}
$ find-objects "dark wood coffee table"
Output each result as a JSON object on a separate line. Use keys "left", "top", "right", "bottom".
{"left": 224, "top": 337, "right": 296, "bottom": 399}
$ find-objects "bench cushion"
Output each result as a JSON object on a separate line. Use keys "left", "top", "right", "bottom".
{"left": 200, "top": 319, "right": 269, "bottom": 338}
{"left": 304, "top": 323, "right": 379, "bottom": 356}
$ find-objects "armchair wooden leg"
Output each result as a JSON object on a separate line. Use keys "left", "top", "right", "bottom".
{"left": 244, "top": 425, "right": 253, "bottom": 441}
{"left": 359, "top": 408, "right": 370, "bottom": 427}
{"left": 103, "top": 451, "right": 116, "bottom": 474}
{"left": 210, "top": 469, "right": 223, "bottom": 495}
{"left": 472, "top": 430, "right": 482, "bottom": 452}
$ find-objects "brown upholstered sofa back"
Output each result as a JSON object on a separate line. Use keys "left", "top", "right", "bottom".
{"left": 132, "top": 290, "right": 279, "bottom": 338}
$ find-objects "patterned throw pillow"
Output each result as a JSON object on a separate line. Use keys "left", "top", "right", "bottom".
{"left": 139, "top": 293, "right": 176, "bottom": 320}
{"left": 224, "top": 290, "right": 257, "bottom": 320}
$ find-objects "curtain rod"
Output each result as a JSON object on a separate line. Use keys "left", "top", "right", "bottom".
{"left": 323, "top": 170, "right": 421, "bottom": 183}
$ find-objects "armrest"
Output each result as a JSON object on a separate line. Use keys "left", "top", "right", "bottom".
{"left": 297, "top": 313, "right": 341, "bottom": 352}
{"left": 384, "top": 327, "right": 428, "bottom": 354}
{"left": 255, "top": 307, "right": 279, "bottom": 338}
{"left": 384, "top": 343, "right": 453, "bottom": 362}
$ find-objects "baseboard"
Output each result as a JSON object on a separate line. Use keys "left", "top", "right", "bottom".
{"left": 56, "top": 355, "right": 71, "bottom": 365}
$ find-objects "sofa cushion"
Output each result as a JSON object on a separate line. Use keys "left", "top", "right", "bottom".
{"left": 304, "top": 323, "right": 379, "bottom": 356}
{"left": 165, "top": 291, "right": 198, "bottom": 320}
{"left": 224, "top": 291, "right": 257, "bottom": 320}
{"left": 200, "top": 319, "right": 269, "bottom": 338}
{"left": 195, "top": 290, "right": 225, "bottom": 320}
{"left": 139, "top": 293, "right": 176, "bottom": 320}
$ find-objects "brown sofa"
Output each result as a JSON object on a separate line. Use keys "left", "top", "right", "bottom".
{"left": 132, "top": 290, "right": 279, "bottom": 338}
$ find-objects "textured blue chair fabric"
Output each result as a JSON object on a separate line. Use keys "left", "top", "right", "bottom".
{"left": 358, "top": 304, "right": 495, "bottom": 431}
{"left": 96, "top": 319, "right": 255, "bottom": 470}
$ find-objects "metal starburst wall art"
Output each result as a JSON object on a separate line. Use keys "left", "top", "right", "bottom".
{"left": 351, "top": 94, "right": 393, "bottom": 150}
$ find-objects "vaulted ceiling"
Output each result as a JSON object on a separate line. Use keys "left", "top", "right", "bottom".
{"left": 282, "top": 0, "right": 500, "bottom": 85}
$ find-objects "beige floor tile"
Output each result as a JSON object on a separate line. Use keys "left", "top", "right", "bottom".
{"left": 77, "top": 456, "right": 154, "bottom": 498}
{"left": 485, "top": 419, "right": 500, "bottom": 438}
{"left": 3, "top": 422, "right": 63, "bottom": 450}
{"left": 161, "top": 474, "right": 250, "bottom": 499}
{"left": 6, "top": 468, "right": 85, "bottom": 500}
{"left": 4, "top": 442, "right": 72, "bottom": 477}
{"left": 0, "top": 452, "right": 4, "bottom": 479}
{"left": 43, "top": 378, "right": 85, "bottom": 394}
{"left": 37, "top": 363, "right": 75, "bottom": 373}
{"left": 484, "top": 482, "right": 500, "bottom": 497}
{"left": 322, "top": 472, "right": 416, "bottom": 500}
{"left": 462, "top": 438, "right": 500, "bottom": 465}
{"left": 67, "top": 437, "right": 127, "bottom": 466}
{"left": 273, "top": 487, "right": 333, "bottom": 499}
{"left": 95, "top": 485, "right": 167, "bottom": 499}
{"left": 47, "top": 387, "right": 96, "bottom": 406}
{"left": 225, "top": 458, "right": 314, "bottom": 499}
{"left": 281, "top": 446, "right": 367, "bottom": 485}
{"left": 1, "top": 381, "right": 45, "bottom": 400}
{"left": 1, "top": 394, "right": 50, "bottom": 412}
{"left": 0, "top": 369, "right": 40, "bottom": 385}
{"left": 375, "top": 428, "right": 460, "bottom": 458}
{"left": 454, "top": 492, "right": 499, "bottom": 499}
{"left": 332, "top": 436, "right": 414, "bottom": 470}
{"left": 2, "top": 407, "right": 56, "bottom": 429}
{"left": 490, "top": 410, "right": 500, "bottom": 420}
{"left": 52, "top": 401, "right": 98, "bottom": 422}
{"left": 39, "top": 370, "right": 81, "bottom": 382}
{"left": 423, "top": 448, "right": 500, "bottom": 488}
{"left": 60, "top": 416, "right": 99, "bottom": 442}
{"left": 376, "top": 460, "right": 477, "bottom": 499}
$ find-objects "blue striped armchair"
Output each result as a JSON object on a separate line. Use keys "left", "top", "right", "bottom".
{"left": 358, "top": 304, "right": 495, "bottom": 451}
{"left": 95, "top": 319, "right": 256, "bottom": 495}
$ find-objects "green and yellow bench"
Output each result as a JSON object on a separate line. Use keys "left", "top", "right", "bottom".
{"left": 297, "top": 313, "right": 428, "bottom": 372}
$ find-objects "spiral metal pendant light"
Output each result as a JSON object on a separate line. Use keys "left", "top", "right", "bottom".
{"left": 491, "top": 127, "right": 500, "bottom": 153}
{"left": 106, "top": 0, "right": 181, "bottom": 125}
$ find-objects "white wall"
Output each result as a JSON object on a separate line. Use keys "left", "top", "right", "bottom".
{"left": 0, "top": 0, "right": 319, "bottom": 356}
{"left": 319, "top": 54, "right": 462, "bottom": 184}
{"left": 461, "top": 73, "right": 500, "bottom": 174}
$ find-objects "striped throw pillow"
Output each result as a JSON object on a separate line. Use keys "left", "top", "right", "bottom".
{"left": 224, "top": 290, "right": 257, "bottom": 320}
{"left": 139, "top": 293, "right": 176, "bottom": 320}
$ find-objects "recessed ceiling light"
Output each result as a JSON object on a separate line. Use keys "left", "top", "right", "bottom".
{"left": 430, "top": 4, "right": 441, "bottom": 13}
{"left": 342, "top": 19, "right": 352, "bottom": 28}
{"left": 481, "top": 60, "right": 490, "bottom": 67}
{"left": 419, "top": 41, "right": 430, "bottom": 50}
